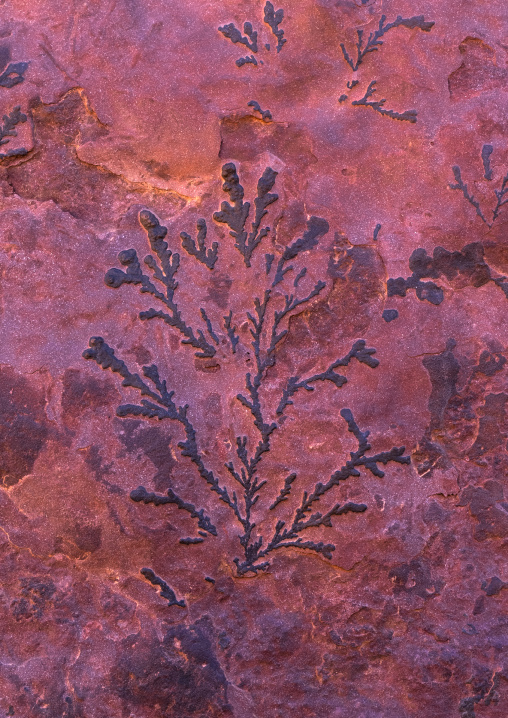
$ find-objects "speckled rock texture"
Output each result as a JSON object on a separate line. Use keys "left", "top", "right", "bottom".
{"left": 1, "top": 1, "right": 508, "bottom": 716}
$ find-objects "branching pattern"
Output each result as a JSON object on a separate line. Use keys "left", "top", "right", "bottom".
{"left": 269, "top": 473, "right": 296, "bottom": 510}
{"left": 271, "top": 216, "right": 328, "bottom": 286}
{"left": 213, "top": 162, "right": 278, "bottom": 267}
{"left": 338, "top": 14, "right": 434, "bottom": 123}
{"left": 450, "top": 145, "right": 508, "bottom": 226}
{"left": 130, "top": 485, "right": 217, "bottom": 535}
{"left": 201, "top": 308, "right": 219, "bottom": 345}
{"left": 219, "top": 2, "right": 286, "bottom": 67}
{"left": 224, "top": 310, "right": 239, "bottom": 354}
{"left": 219, "top": 21, "right": 258, "bottom": 54}
{"left": 0, "top": 106, "right": 28, "bottom": 159}
{"left": 276, "top": 340, "right": 379, "bottom": 415}
{"left": 140, "top": 568, "right": 185, "bottom": 608}
{"left": 84, "top": 166, "right": 409, "bottom": 576}
{"left": 340, "top": 15, "right": 434, "bottom": 72}
{"left": 264, "top": 1, "right": 286, "bottom": 53}
{"left": 181, "top": 219, "right": 218, "bottom": 269}
{"left": 352, "top": 81, "right": 417, "bottom": 123}
{"left": 104, "top": 210, "right": 216, "bottom": 358}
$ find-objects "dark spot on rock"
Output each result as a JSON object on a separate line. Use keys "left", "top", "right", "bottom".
{"left": 62, "top": 368, "right": 118, "bottom": 421}
{"left": 458, "top": 480, "right": 508, "bottom": 541}
{"left": 413, "top": 340, "right": 475, "bottom": 477}
{"left": 458, "top": 665, "right": 501, "bottom": 717}
{"left": 112, "top": 622, "right": 232, "bottom": 717}
{"left": 481, "top": 576, "right": 507, "bottom": 596}
{"left": 388, "top": 242, "right": 495, "bottom": 305}
{"left": 413, "top": 436, "right": 447, "bottom": 478}
{"left": 203, "top": 393, "right": 223, "bottom": 440}
{"left": 449, "top": 37, "right": 507, "bottom": 100}
{"left": 474, "top": 350, "right": 506, "bottom": 377}
{"left": 423, "top": 340, "right": 460, "bottom": 432}
{"left": 116, "top": 420, "right": 176, "bottom": 492}
{"left": 389, "top": 559, "right": 443, "bottom": 599}
{"left": 472, "top": 595, "right": 485, "bottom": 615}
{"left": 204, "top": 273, "right": 233, "bottom": 310}
{"left": 73, "top": 521, "right": 102, "bottom": 553}
{"left": 468, "top": 393, "right": 508, "bottom": 459}
{"left": 214, "top": 577, "right": 235, "bottom": 601}
{"left": 218, "top": 631, "right": 231, "bottom": 649}
{"left": 423, "top": 499, "right": 448, "bottom": 525}
{"left": 194, "top": 357, "right": 221, "bottom": 372}
{"left": 83, "top": 444, "right": 112, "bottom": 482}
{"left": 144, "top": 158, "right": 173, "bottom": 181}
{"left": 11, "top": 577, "right": 56, "bottom": 620}
{"left": 0, "top": 366, "right": 48, "bottom": 487}
{"left": 125, "top": 343, "right": 153, "bottom": 365}
{"left": 382, "top": 309, "right": 398, "bottom": 322}
{"left": 82, "top": 444, "right": 123, "bottom": 495}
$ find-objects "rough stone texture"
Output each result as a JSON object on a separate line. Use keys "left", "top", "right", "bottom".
{"left": 1, "top": 1, "right": 508, "bottom": 716}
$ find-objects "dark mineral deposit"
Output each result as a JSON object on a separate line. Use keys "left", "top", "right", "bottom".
{"left": 1, "top": 1, "right": 507, "bottom": 716}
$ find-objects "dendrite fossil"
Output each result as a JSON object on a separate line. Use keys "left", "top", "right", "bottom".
{"left": 387, "top": 242, "right": 508, "bottom": 306}
{"left": 140, "top": 568, "right": 185, "bottom": 608}
{"left": 213, "top": 161, "right": 278, "bottom": 268}
{"left": 351, "top": 81, "right": 418, "bottom": 123}
{"left": 450, "top": 144, "right": 508, "bottom": 226}
{"left": 0, "top": 106, "right": 28, "bottom": 160}
{"left": 219, "top": 1, "right": 286, "bottom": 67}
{"left": 340, "top": 15, "right": 434, "bottom": 72}
{"left": 84, "top": 163, "right": 409, "bottom": 577}
{"left": 338, "top": 14, "right": 434, "bottom": 123}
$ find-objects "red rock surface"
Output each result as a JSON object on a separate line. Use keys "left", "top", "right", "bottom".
{"left": 1, "top": 1, "right": 508, "bottom": 716}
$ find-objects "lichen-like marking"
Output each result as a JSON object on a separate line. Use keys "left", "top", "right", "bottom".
{"left": 450, "top": 145, "right": 508, "bottom": 226}
{"left": 338, "top": 15, "right": 434, "bottom": 123}
{"left": 84, "top": 165, "right": 410, "bottom": 576}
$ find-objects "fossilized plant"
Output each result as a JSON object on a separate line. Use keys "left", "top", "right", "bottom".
{"left": 84, "top": 163, "right": 409, "bottom": 577}
{"left": 338, "top": 14, "right": 434, "bottom": 123}
{"left": 450, "top": 144, "right": 508, "bottom": 227}
{"left": 219, "top": 1, "right": 286, "bottom": 67}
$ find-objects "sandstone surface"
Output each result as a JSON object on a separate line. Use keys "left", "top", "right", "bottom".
{"left": 1, "top": 1, "right": 508, "bottom": 716}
